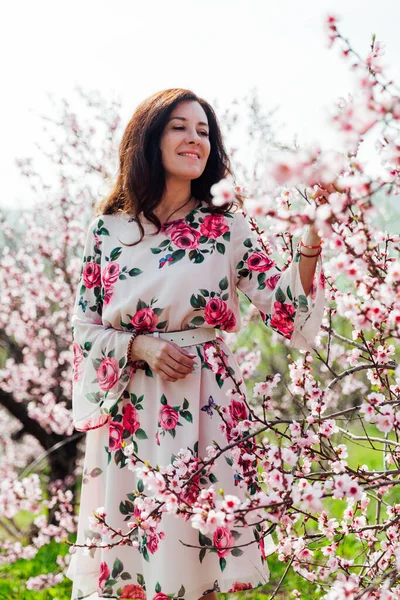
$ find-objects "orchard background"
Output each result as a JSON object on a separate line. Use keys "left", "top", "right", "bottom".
{"left": 1, "top": 8, "right": 400, "bottom": 600}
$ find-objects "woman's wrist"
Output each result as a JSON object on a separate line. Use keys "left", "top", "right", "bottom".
{"left": 302, "top": 224, "right": 322, "bottom": 246}
{"left": 128, "top": 333, "right": 143, "bottom": 362}
{"left": 297, "top": 225, "right": 323, "bottom": 258}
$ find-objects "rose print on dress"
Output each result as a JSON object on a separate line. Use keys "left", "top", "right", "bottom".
{"left": 151, "top": 581, "right": 186, "bottom": 600}
{"left": 121, "top": 298, "right": 168, "bottom": 333}
{"left": 107, "top": 391, "right": 148, "bottom": 467}
{"left": 151, "top": 208, "right": 233, "bottom": 266}
{"left": 259, "top": 285, "right": 309, "bottom": 339}
{"left": 77, "top": 218, "right": 143, "bottom": 315}
{"left": 101, "top": 243, "right": 143, "bottom": 306}
{"left": 98, "top": 557, "right": 146, "bottom": 598}
{"left": 189, "top": 277, "right": 236, "bottom": 331}
{"left": 77, "top": 342, "right": 132, "bottom": 412}
{"left": 157, "top": 394, "right": 193, "bottom": 441}
{"left": 198, "top": 527, "right": 243, "bottom": 572}
{"left": 235, "top": 233, "right": 277, "bottom": 291}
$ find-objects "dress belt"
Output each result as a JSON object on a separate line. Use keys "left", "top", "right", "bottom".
{"left": 143, "top": 327, "right": 217, "bottom": 348}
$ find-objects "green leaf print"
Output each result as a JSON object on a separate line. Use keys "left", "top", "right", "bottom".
{"left": 90, "top": 467, "right": 103, "bottom": 477}
{"left": 118, "top": 356, "right": 126, "bottom": 368}
{"left": 216, "top": 242, "right": 225, "bottom": 254}
{"left": 171, "top": 249, "right": 185, "bottom": 262}
{"left": 135, "top": 428, "right": 148, "bottom": 440}
{"left": 199, "top": 547, "right": 206, "bottom": 563}
{"left": 190, "top": 294, "right": 201, "bottom": 308}
{"left": 193, "top": 251, "right": 205, "bottom": 263}
{"left": 191, "top": 316, "right": 205, "bottom": 326}
{"left": 219, "top": 276, "right": 228, "bottom": 290}
{"left": 180, "top": 410, "right": 193, "bottom": 423}
{"left": 112, "top": 558, "right": 124, "bottom": 579}
{"left": 136, "top": 299, "right": 148, "bottom": 311}
{"left": 160, "top": 394, "right": 167, "bottom": 405}
{"left": 275, "top": 287, "right": 286, "bottom": 303}
{"left": 287, "top": 285, "right": 293, "bottom": 301}
{"left": 155, "top": 582, "right": 161, "bottom": 593}
{"left": 121, "top": 571, "right": 132, "bottom": 580}
{"left": 299, "top": 294, "right": 309, "bottom": 312}
{"left": 129, "top": 268, "right": 143, "bottom": 276}
{"left": 119, "top": 501, "right": 129, "bottom": 515}
{"left": 110, "top": 247, "right": 123, "bottom": 261}
{"left": 177, "top": 584, "right": 185, "bottom": 597}
{"left": 84, "top": 341, "right": 92, "bottom": 351}
{"left": 199, "top": 532, "right": 212, "bottom": 546}
{"left": 142, "top": 546, "right": 149, "bottom": 562}
{"left": 231, "top": 548, "right": 244, "bottom": 557}
{"left": 86, "top": 392, "right": 101, "bottom": 404}
{"left": 183, "top": 398, "right": 189, "bottom": 410}
{"left": 219, "top": 557, "right": 227, "bottom": 571}
{"left": 222, "top": 231, "right": 230, "bottom": 241}
{"left": 243, "top": 237, "right": 252, "bottom": 248}
{"left": 231, "top": 530, "right": 242, "bottom": 539}
{"left": 199, "top": 288, "right": 209, "bottom": 296}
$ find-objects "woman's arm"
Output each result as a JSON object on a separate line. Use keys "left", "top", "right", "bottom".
{"left": 298, "top": 224, "right": 322, "bottom": 297}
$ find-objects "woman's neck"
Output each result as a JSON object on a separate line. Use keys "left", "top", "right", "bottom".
{"left": 155, "top": 180, "right": 194, "bottom": 223}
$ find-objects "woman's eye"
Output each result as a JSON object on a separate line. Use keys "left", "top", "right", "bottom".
{"left": 172, "top": 126, "right": 209, "bottom": 137}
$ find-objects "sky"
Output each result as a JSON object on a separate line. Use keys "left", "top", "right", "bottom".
{"left": 2, "top": 0, "right": 400, "bottom": 210}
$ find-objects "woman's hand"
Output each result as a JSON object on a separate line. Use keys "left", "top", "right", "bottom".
{"left": 130, "top": 334, "right": 197, "bottom": 382}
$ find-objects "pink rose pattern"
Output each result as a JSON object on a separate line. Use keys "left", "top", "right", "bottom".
{"left": 235, "top": 218, "right": 312, "bottom": 340}
{"left": 151, "top": 205, "right": 232, "bottom": 268}
{"left": 189, "top": 277, "right": 236, "bottom": 332}
{"left": 156, "top": 394, "right": 193, "bottom": 441}
{"left": 107, "top": 390, "right": 146, "bottom": 458}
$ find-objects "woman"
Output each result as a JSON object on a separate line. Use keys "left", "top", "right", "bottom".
{"left": 66, "top": 88, "right": 325, "bottom": 600}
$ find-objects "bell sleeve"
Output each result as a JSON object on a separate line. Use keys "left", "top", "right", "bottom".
{"left": 231, "top": 210, "right": 325, "bottom": 351}
{"left": 71, "top": 216, "right": 135, "bottom": 432}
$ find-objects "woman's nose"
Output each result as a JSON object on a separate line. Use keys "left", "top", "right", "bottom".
{"left": 186, "top": 129, "right": 201, "bottom": 144}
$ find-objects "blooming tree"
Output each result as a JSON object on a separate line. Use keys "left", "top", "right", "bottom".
{"left": 1, "top": 17, "right": 400, "bottom": 599}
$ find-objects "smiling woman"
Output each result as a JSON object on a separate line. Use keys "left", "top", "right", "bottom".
{"left": 66, "top": 88, "right": 324, "bottom": 600}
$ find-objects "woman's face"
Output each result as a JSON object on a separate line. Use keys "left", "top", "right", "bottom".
{"left": 160, "top": 100, "right": 211, "bottom": 182}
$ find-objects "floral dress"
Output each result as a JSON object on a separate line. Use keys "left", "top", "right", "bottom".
{"left": 66, "top": 200, "right": 325, "bottom": 600}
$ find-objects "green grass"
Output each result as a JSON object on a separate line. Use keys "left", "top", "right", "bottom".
{"left": 0, "top": 541, "right": 71, "bottom": 600}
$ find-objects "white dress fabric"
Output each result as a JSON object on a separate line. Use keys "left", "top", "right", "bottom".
{"left": 66, "top": 200, "right": 325, "bottom": 600}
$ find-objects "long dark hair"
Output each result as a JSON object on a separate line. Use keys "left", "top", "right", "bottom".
{"left": 95, "top": 88, "right": 243, "bottom": 246}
